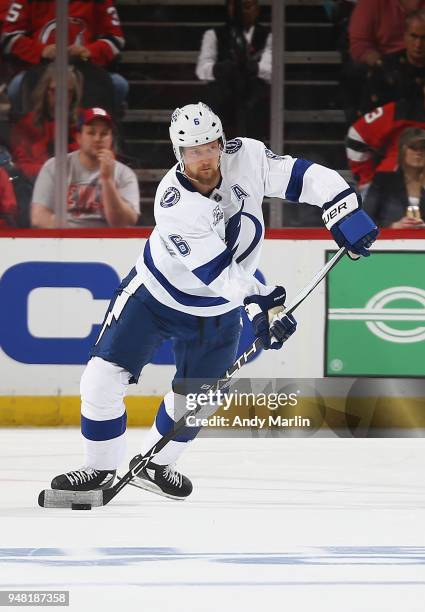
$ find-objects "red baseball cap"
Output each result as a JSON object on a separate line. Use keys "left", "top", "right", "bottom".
{"left": 79, "top": 107, "right": 113, "bottom": 129}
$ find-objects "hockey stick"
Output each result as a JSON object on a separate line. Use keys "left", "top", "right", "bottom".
{"left": 38, "top": 246, "right": 346, "bottom": 508}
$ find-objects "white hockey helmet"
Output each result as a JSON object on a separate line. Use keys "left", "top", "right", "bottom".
{"left": 169, "top": 102, "right": 226, "bottom": 170}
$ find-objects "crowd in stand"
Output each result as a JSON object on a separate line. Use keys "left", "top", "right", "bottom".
{"left": 336, "top": 0, "right": 425, "bottom": 228}
{"left": 0, "top": 0, "right": 424, "bottom": 230}
{"left": 0, "top": 0, "right": 139, "bottom": 228}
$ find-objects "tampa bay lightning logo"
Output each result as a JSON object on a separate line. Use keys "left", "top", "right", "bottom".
{"left": 265, "top": 148, "right": 285, "bottom": 160}
{"left": 160, "top": 186, "right": 181, "bottom": 208}
{"left": 225, "top": 138, "right": 243, "bottom": 154}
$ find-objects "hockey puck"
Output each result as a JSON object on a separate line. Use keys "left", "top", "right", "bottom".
{"left": 71, "top": 503, "right": 92, "bottom": 510}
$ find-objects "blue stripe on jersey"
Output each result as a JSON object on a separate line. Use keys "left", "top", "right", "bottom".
{"left": 192, "top": 248, "right": 233, "bottom": 285}
{"left": 285, "top": 159, "right": 313, "bottom": 202}
{"left": 236, "top": 212, "right": 263, "bottom": 264}
{"left": 225, "top": 205, "right": 244, "bottom": 251}
{"left": 144, "top": 242, "right": 228, "bottom": 306}
{"left": 81, "top": 413, "right": 127, "bottom": 441}
{"left": 155, "top": 400, "right": 200, "bottom": 443}
{"left": 322, "top": 187, "right": 356, "bottom": 210}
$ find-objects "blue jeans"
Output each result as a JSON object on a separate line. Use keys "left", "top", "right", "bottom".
{"left": 110, "top": 72, "right": 129, "bottom": 108}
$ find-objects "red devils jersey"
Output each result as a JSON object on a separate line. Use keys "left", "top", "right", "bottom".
{"left": 346, "top": 98, "right": 425, "bottom": 187}
{"left": 1, "top": 0, "right": 125, "bottom": 66}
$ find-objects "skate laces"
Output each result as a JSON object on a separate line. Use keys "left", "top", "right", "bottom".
{"left": 163, "top": 465, "right": 183, "bottom": 488}
{"left": 65, "top": 467, "right": 100, "bottom": 485}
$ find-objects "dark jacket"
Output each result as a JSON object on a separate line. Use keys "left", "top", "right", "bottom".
{"left": 215, "top": 23, "right": 270, "bottom": 64}
{"left": 363, "top": 170, "right": 425, "bottom": 227}
{"left": 361, "top": 50, "right": 425, "bottom": 114}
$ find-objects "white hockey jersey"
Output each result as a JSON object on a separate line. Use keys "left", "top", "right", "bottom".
{"left": 135, "top": 137, "right": 352, "bottom": 317}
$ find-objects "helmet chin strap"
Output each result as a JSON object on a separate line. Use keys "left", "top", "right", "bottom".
{"left": 182, "top": 170, "right": 201, "bottom": 183}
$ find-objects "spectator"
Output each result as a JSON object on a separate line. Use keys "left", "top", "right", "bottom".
{"left": 364, "top": 127, "right": 425, "bottom": 227}
{"left": 341, "top": 0, "right": 425, "bottom": 122}
{"left": 0, "top": 164, "right": 17, "bottom": 226}
{"left": 195, "top": 0, "right": 271, "bottom": 138}
{"left": 349, "top": 0, "right": 425, "bottom": 67}
{"left": 346, "top": 95, "right": 425, "bottom": 192}
{"left": 31, "top": 108, "right": 140, "bottom": 228}
{"left": 0, "top": 0, "right": 12, "bottom": 107}
{"left": 361, "top": 9, "right": 425, "bottom": 113}
{"left": 1, "top": 0, "right": 128, "bottom": 114}
{"left": 10, "top": 64, "right": 82, "bottom": 182}
{"left": 0, "top": 144, "right": 32, "bottom": 227}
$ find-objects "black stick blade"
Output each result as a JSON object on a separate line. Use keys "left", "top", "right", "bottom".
{"left": 38, "top": 489, "right": 104, "bottom": 508}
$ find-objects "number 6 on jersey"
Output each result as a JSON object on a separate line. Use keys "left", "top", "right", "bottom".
{"left": 169, "top": 234, "right": 191, "bottom": 256}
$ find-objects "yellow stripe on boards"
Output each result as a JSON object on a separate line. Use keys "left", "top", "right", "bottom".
{"left": 0, "top": 396, "right": 424, "bottom": 429}
{"left": 0, "top": 397, "right": 160, "bottom": 426}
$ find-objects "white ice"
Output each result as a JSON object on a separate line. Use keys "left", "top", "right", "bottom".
{"left": 1, "top": 429, "right": 425, "bottom": 611}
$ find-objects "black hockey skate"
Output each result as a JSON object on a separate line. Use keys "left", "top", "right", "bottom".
{"left": 126, "top": 454, "right": 193, "bottom": 500}
{"left": 51, "top": 467, "right": 116, "bottom": 491}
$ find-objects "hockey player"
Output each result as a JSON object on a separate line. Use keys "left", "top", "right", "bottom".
{"left": 50, "top": 102, "right": 378, "bottom": 500}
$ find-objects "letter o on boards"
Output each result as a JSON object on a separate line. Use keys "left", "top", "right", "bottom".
{"left": 0, "top": 261, "right": 120, "bottom": 364}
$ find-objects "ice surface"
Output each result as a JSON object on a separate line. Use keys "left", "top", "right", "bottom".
{"left": 1, "top": 429, "right": 425, "bottom": 611}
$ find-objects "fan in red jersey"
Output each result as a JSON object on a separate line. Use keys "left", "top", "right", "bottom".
{"left": 1, "top": 0, "right": 128, "bottom": 113}
{"left": 346, "top": 97, "right": 425, "bottom": 191}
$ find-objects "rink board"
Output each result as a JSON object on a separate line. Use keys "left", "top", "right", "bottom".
{"left": 0, "top": 229, "right": 424, "bottom": 425}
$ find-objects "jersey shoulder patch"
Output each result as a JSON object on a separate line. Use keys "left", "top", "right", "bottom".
{"left": 225, "top": 138, "right": 243, "bottom": 154}
{"left": 160, "top": 186, "right": 181, "bottom": 208}
{"left": 264, "top": 148, "right": 285, "bottom": 161}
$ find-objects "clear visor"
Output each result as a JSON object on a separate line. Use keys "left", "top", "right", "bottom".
{"left": 181, "top": 140, "right": 223, "bottom": 162}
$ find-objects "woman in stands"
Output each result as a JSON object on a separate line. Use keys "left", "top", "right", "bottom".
{"left": 364, "top": 126, "right": 425, "bottom": 228}
{"left": 10, "top": 64, "right": 82, "bottom": 183}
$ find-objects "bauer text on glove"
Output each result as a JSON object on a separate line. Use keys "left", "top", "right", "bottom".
{"left": 322, "top": 189, "right": 379, "bottom": 259}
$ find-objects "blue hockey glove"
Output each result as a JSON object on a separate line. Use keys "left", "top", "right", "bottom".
{"left": 270, "top": 313, "right": 297, "bottom": 345}
{"left": 322, "top": 190, "right": 379, "bottom": 260}
{"left": 244, "top": 286, "right": 288, "bottom": 350}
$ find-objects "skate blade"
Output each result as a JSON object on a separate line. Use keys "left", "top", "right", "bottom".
{"left": 117, "top": 474, "right": 186, "bottom": 501}
{"left": 38, "top": 489, "right": 104, "bottom": 508}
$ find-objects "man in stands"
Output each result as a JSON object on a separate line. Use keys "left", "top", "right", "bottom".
{"left": 360, "top": 9, "right": 425, "bottom": 113}
{"left": 196, "top": 0, "right": 271, "bottom": 138}
{"left": 341, "top": 0, "right": 425, "bottom": 121}
{"left": 31, "top": 108, "right": 139, "bottom": 228}
{"left": 349, "top": 0, "right": 425, "bottom": 67}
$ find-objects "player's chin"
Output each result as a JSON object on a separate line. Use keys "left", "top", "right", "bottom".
{"left": 197, "top": 169, "right": 213, "bottom": 181}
